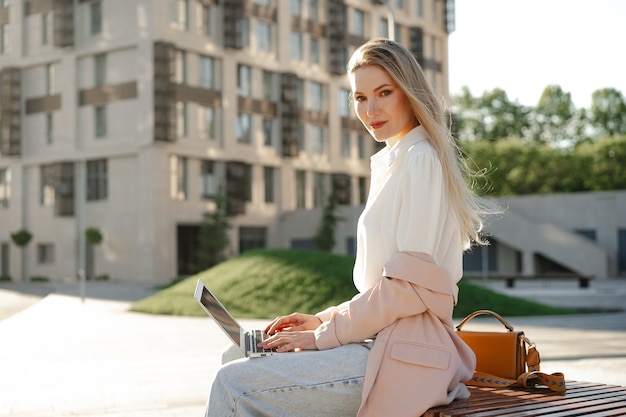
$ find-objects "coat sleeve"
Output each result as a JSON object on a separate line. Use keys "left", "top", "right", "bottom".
{"left": 315, "top": 252, "right": 455, "bottom": 350}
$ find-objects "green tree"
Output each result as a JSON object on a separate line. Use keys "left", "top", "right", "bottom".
{"left": 529, "top": 85, "right": 576, "bottom": 145}
{"left": 313, "top": 193, "right": 344, "bottom": 252}
{"left": 194, "top": 187, "right": 231, "bottom": 272}
{"left": 590, "top": 88, "right": 626, "bottom": 137}
{"left": 85, "top": 227, "right": 103, "bottom": 280}
{"left": 10, "top": 229, "right": 32, "bottom": 282}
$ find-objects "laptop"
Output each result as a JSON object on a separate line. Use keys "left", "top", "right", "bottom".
{"left": 194, "top": 279, "right": 282, "bottom": 358}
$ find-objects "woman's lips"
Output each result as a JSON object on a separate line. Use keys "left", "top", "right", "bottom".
{"left": 370, "top": 121, "right": 387, "bottom": 130}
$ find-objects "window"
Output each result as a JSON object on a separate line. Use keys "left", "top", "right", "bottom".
{"left": 262, "top": 117, "right": 275, "bottom": 147}
{"left": 0, "top": 24, "right": 9, "bottom": 54}
{"left": 358, "top": 134, "right": 368, "bottom": 159}
{"left": 239, "top": 227, "right": 267, "bottom": 253}
{"left": 310, "top": 37, "right": 320, "bottom": 64}
{"left": 90, "top": 1, "right": 102, "bottom": 34}
{"left": 358, "top": 176, "right": 368, "bottom": 205}
{"left": 170, "top": 155, "right": 188, "bottom": 201}
{"left": 341, "top": 131, "right": 351, "bottom": 158}
{"left": 310, "top": 125, "right": 324, "bottom": 154}
{"left": 256, "top": 21, "right": 272, "bottom": 53}
{"left": 170, "top": 0, "right": 190, "bottom": 30}
{"left": 416, "top": 0, "right": 423, "bottom": 17}
{"left": 296, "top": 123, "right": 305, "bottom": 152}
{"left": 0, "top": 168, "right": 10, "bottom": 208}
{"left": 309, "top": 0, "right": 320, "bottom": 21}
{"left": 236, "top": 113, "right": 251, "bottom": 144}
{"left": 295, "top": 170, "right": 306, "bottom": 208}
{"left": 175, "top": 50, "right": 187, "bottom": 84}
{"left": 202, "top": 4, "right": 212, "bottom": 37}
{"left": 432, "top": 0, "right": 438, "bottom": 22}
{"left": 262, "top": 70, "right": 275, "bottom": 101}
{"left": 313, "top": 172, "right": 325, "bottom": 208}
{"left": 290, "top": 31, "right": 303, "bottom": 61}
{"left": 40, "top": 165, "right": 56, "bottom": 206}
{"left": 199, "top": 55, "right": 215, "bottom": 89}
{"left": 201, "top": 106, "right": 216, "bottom": 139}
{"left": 255, "top": 0, "right": 271, "bottom": 6}
{"left": 37, "top": 244, "right": 54, "bottom": 264}
{"left": 45, "top": 63, "right": 55, "bottom": 95}
{"left": 201, "top": 160, "right": 217, "bottom": 199}
{"left": 309, "top": 81, "right": 323, "bottom": 112}
{"left": 380, "top": 18, "right": 388, "bottom": 38}
{"left": 338, "top": 88, "right": 350, "bottom": 117}
{"left": 41, "top": 12, "right": 49, "bottom": 45}
{"left": 177, "top": 102, "right": 188, "bottom": 137}
{"left": 86, "top": 159, "right": 107, "bottom": 201}
{"left": 94, "top": 53, "right": 106, "bottom": 87}
{"left": 45, "top": 113, "right": 53, "bottom": 144}
{"left": 264, "top": 166, "right": 274, "bottom": 203}
{"left": 352, "top": 9, "right": 365, "bottom": 37}
{"left": 237, "top": 64, "right": 251, "bottom": 97}
{"left": 290, "top": 0, "right": 302, "bottom": 16}
{"left": 94, "top": 106, "right": 106, "bottom": 138}
{"left": 235, "top": 17, "right": 250, "bottom": 48}
{"left": 333, "top": 174, "right": 352, "bottom": 205}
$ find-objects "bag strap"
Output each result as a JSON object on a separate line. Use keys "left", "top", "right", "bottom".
{"left": 456, "top": 309, "right": 515, "bottom": 332}
{"left": 467, "top": 370, "right": 567, "bottom": 392}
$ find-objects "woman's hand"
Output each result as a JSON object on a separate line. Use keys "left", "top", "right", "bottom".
{"left": 264, "top": 312, "right": 322, "bottom": 335}
{"left": 258, "top": 330, "right": 318, "bottom": 352}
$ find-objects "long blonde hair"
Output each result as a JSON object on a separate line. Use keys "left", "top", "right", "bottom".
{"left": 348, "top": 38, "right": 487, "bottom": 249}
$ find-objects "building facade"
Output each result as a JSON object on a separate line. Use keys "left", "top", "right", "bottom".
{"left": 0, "top": 0, "right": 456, "bottom": 283}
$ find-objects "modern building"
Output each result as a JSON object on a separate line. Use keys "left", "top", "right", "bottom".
{"left": 0, "top": 0, "right": 456, "bottom": 283}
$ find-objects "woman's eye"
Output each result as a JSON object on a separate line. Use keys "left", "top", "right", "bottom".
{"left": 381, "top": 90, "right": 392, "bottom": 96}
{"left": 355, "top": 96, "right": 366, "bottom": 102}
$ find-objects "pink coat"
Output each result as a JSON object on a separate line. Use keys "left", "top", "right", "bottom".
{"left": 315, "top": 252, "right": 476, "bottom": 417}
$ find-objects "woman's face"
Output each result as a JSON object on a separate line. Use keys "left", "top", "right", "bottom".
{"left": 350, "top": 64, "right": 417, "bottom": 148}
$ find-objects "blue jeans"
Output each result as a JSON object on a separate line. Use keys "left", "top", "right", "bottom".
{"left": 205, "top": 343, "right": 371, "bottom": 417}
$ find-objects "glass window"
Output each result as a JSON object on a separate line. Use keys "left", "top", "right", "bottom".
{"left": 94, "top": 106, "right": 106, "bottom": 138}
{"left": 310, "top": 125, "right": 324, "bottom": 154}
{"left": 199, "top": 55, "right": 215, "bottom": 89}
{"left": 290, "top": 31, "right": 303, "bottom": 61}
{"left": 0, "top": 24, "right": 9, "bottom": 54}
{"left": 235, "top": 17, "right": 250, "bottom": 47}
{"left": 295, "top": 170, "right": 306, "bottom": 209}
{"left": 45, "top": 63, "right": 55, "bottom": 95}
{"left": 86, "top": 159, "right": 107, "bottom": 201}
{"left": 202, "top": 106, "right": 216, "bottom": 139}
{"left": 170, "top": 155, "right": 188, "bottom": 201}
{"left": 313, "top": 172, "right": 325, "bottom": 208}
{"left": 177, "top": 102, "right": 187, "bottom": 137}
{"left": 309, "top": 81, "right": 323, "bottom": 112}
{"left": 352, "top": 9, "right": 365, "bottom": 37}
{"left": 416, "top": 0, "right": 423, "bottom": 17}
{"left": 255, "top": 0, "right": 271, "bottom": 6}
{"left": 341, "top": 131, "right": 351, "bottom": 158}
{"left": 170, "top": 0, "right": 189, "bottom": 30}
{"left": 37, "top": 244, "right": 55, "bottom": 264}
{"left": 175, "top": 50, "right": 187, "bottom": 84}
{"left": 239, "top": 226, "right": 267, "bottom": 253}
{"left": 94, "top": 53, "right": 106, "bottom": 87}
{"left": 201, "top": 160, "right": 217, "bottom": 199}
{"left": 236, "top": 113, "right": 251, "bottom": 144}
{"left": 90, "top": 1, "right": 102, "bottom": 34}
{"left": 310, "top": 37, "right": 320, "bottom": 65}
{"left": 0, "top": 167, "right": 10, "bottom": 208}
{"left": 338, "top": 88, "right": 350, "bottom": 117}
{"left": 40, "top": 165, "right": 56, "bottom": 206}
{"left": 262, "top": 70, "right": 275, "bottom": 101}
{"left": 45, "top": 113, "right": 53, "bottom": 144}
{"left": 237, "top": 64, "right": 251, "bottom": 97}
{"left": 202, "top": 4, "right": 212, "bottom": 37}
{"left": 432, "top": 0, "right": 438, "bottom": 22}
{"left": 264, "top": 166, "right": 274, "bottom": 203}
{"left": 358, "top": 134, "right": 368, "bottom": 160}
{"left": 256, "top": 21, "right": 272, "bottom": 53}
{"left": 358, "top": 176, "right": 368, "bottom": 205}
{"left": 309, "top": 0, "right": 319, "bottom": 21}
{"left": 290, "top": 0, "right": 302, "bottom": 16}
{"left": 296, "top": 123, "right": 305, "bottom": 152}
{"left": 41, "top": 12, "right": 49, "bottom": 45}
{"left": 380, "top": 18, "right": 388, "bottom": 38}
{"left": 263, "top": 117, "right": 274, "bottom": 147}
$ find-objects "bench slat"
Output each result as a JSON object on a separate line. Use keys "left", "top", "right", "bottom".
{"left": 425, "top": 381, "right": 626, "bottom": 417}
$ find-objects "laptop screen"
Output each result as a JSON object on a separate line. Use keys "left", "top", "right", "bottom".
{"left": 195, "top": 280, "right": 242, "bottom": 347}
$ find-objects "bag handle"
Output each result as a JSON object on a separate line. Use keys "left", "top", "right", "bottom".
{"left": 455, "top": 309, "right": 515, "bottom": 332}
{"left": 467, "top": 370, "right": 566, "bottom": 392}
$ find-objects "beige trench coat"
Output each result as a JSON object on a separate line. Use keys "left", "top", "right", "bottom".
{"left": 315, "top": 251, "right": 476, "bottom": 417}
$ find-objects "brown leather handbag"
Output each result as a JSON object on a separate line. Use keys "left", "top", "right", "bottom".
{"left": 455, "top": 310, "right": 566, "bottom": 392}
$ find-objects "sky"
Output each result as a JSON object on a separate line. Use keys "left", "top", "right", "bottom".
{"left": 448, "top": 0, "right": 626, "bottom": 108}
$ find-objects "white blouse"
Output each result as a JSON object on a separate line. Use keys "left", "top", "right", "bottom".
{"left": 353, "top": 125, "right": 463, "bottom": 295}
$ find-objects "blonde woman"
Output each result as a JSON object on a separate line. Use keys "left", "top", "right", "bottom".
{"left": 205, "top": 38, "right": 485, "bottom": 417}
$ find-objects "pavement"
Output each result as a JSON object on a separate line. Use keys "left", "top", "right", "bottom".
{"left": 0, "top": 279, "right": 625, "bottom": 417}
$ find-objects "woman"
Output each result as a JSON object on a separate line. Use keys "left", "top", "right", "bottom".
{"left": 205, "top": 38, "right": 486, "bottom": 417}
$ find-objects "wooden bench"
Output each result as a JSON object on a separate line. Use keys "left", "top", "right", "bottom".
{"left": 501, "top": 274, "right": 595, "bottom": 289}
{"left": 425, "top": 381, "right": 626, "bottom": 416}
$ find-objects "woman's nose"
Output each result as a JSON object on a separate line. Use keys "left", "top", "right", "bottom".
{"left": 366, "top": 99, "right": 379, "bottom": 117}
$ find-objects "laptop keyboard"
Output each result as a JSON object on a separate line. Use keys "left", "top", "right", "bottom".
{"left": 246, "top": 329, "right": 277, "bottom": 354}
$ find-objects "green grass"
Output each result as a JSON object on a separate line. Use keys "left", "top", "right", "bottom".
{"left": 130, "top": 248, "right": 576, "bottom": 318}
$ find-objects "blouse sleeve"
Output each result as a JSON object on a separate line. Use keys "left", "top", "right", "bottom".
{"left": 395, "top": 151, "right": 448, "bottom": 256}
